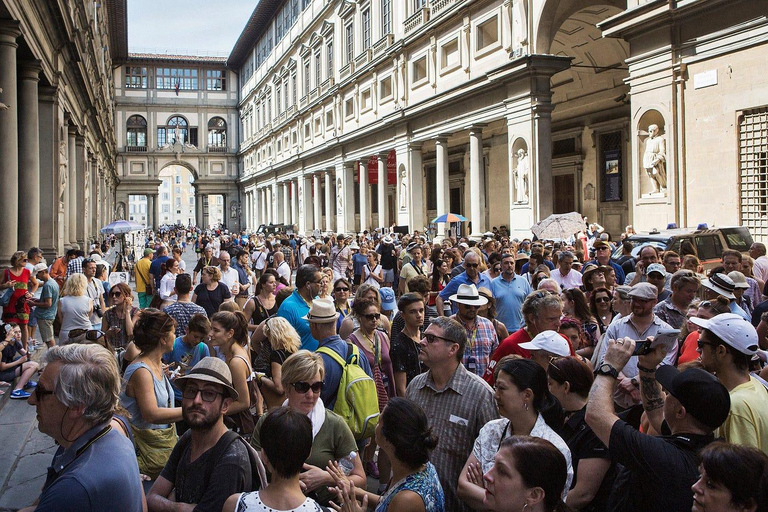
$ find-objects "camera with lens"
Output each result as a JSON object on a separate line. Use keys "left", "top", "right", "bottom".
{"left": 93, "top": 303, "right": 103, "bottom": 317}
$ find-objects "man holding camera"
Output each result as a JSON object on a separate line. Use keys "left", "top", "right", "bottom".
{"left": 594, "top": 282, "right": 676, "bottom": 409}
{"left": 586, "top": 336, "right": 731, "bottom": 511}
{"left": 82, "top": 258, "right": 106, "bottom": 330}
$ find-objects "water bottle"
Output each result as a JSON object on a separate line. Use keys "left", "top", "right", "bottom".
{"left": 338, "top": 451, "right": 357, "bottom": 476}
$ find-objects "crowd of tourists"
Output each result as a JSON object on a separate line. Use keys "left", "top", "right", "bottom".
{"left": 5, "top": 221, "right": 768, "bottom": 512}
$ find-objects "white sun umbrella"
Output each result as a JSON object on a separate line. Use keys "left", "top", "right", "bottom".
{"left": 530, "top": 212, "right": 585, "bottom": 241}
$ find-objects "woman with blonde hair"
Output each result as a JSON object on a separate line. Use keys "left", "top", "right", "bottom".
{"left": 57, "top": 273, "right": 93, "bottom": 343}
{"left": 257, "top": 317, "right": 302, "bottom": 410}
{"left": 250, "top": 350, "right": 367, "bottom": 506}
{"left": 192, "top": 265, "right": 232, "bottom": 317}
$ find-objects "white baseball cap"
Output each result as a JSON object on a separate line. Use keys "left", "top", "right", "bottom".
{"left": 519, "top": 330, "right": 571, "bottom": 357}
{"left": 689, "top": 313, "right": 759, "bottom": 355}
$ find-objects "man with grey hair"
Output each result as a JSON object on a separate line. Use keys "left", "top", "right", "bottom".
{"left": 551, "top": 251, "right": 582, "bottom": 290}
{"left": 406, "top": 316, "right": 498, "bottom": 512}
{"left": 24, "top": 344, "right": 144, "bottom": 512}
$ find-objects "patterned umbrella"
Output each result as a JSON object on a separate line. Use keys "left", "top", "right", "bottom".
{"left": 100, "top": 220, "right": 145, "bottom": 234}
{"left": 432, "top": 213, "right": 468, "bottom": 223}
{"left": 530, "top": 212, "right": 585, "bottom": 240}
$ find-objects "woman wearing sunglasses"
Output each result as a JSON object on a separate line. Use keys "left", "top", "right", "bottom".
{"left": 101, "top": 282, "right": 138, "bottom": 351}
{"left": 458, "top": 358, "right": 572, "bottom": 511}
{"left": 589, "top": 286, "right": 615, "bottom": 336}
{"left": 332, "top": 278, "right": 352, "bottom": 331}
{"left": 250, "top": 350, "right": 367, "bottom": 507}
{"left": 348, "top": 298, "right": 395, "bottom": 484}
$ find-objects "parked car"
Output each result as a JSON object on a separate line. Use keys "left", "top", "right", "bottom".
{"left": 611, "top": 226, "right": 754, "bottom": 271}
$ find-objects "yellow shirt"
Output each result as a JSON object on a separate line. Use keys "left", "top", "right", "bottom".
{"left": 134, "top": 257, "right": 152, "bottom": 294}
{"left": 717, "top": 375, "right": 768, "bottom": 454}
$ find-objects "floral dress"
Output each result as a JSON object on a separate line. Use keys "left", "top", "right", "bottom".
{"left": 2, "top": 268, "right": 31, "bottom": 325}
{"left": 376, "top": 462, "right": 445, "bottom": 512}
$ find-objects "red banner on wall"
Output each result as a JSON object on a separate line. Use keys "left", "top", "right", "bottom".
{"left": 367, "top": 156, "right": 378, "bottom": 184}
{"left": 387, "top": 150, "right": 397, "bottom": 184}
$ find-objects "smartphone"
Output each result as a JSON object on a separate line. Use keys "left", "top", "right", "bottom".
{"left": 633, "top": 328, "right": 681, "bottom": 356}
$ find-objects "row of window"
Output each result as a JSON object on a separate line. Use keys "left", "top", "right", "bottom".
{"left": 125, "top": 67, "right": 226, "bottom": 91}
{"left": 126, "top": 115, "right": 227, "bottom": 148}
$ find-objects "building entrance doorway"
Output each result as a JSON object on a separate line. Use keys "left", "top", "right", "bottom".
{"left": 553, "top": 174, "right": 576, "bottom": 214}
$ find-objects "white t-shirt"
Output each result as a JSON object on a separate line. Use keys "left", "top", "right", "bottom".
{"left": 219, "top": 267, "right": 240, "bottom": 295}
{"left": 551, "top": 269, "right": 583, "bottom": 289}
{"left": 363, "top": 264, "right": 382, "bottom": 288}
{"left": 276, "top": 261, "right": 291, "bottom": 284}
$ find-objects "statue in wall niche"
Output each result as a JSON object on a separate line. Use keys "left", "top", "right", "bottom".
{"left": 400, "top": 169, "right": 408, "bottom": 210}
{"left": 514, "top": 148, "right": 529, "bottom": 203}
{"left": 337, "top": 178, "right": 343, "bottom": 214}
{"left": 298, "top": 185, "right": 303, "bottom": 215}
{"left": 642, "top": 124, "right": 667, "bottom": 194}
{"left": 58, "top": 140, "right": 68, "bottom": 215}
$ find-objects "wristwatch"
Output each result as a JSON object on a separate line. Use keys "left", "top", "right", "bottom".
{"left": 594, "top": 363, "right": 619, "bottom": 379}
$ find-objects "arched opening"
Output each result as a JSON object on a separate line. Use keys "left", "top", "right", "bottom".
{"left": 208, "top": 117, "right": 227, "bottom": 150}
{"left": 545, "top": 3, "right": 631, "bottom": 233}
{"left": 158, "top": 164, "right": 197, "bottom": 227}
{"left": 126, "top": 115, "right": 147, "bottom": 148}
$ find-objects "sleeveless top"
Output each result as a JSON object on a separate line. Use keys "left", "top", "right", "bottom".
{"left": 376, "top": 462, "right": 445, "bottom": 512}
{"left": 120, "top": 361, "right": 175, "bottom": 429}
{"left": 235, "top": 492, "right": 323, "bottom": 512}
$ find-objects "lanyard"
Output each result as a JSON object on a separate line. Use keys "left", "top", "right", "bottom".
{"left": 49, "top": 425, "right": 112, "bottom": 484}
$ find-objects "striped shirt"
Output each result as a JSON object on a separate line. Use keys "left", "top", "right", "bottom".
{"left": 406, "top": 364, "right": 498, "bottom": 512}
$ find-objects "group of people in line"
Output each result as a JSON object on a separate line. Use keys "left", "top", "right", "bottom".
{"left": 4, "top": 221, "right": 768, "bottom": 512}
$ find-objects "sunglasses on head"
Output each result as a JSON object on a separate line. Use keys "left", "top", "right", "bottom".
{"left": 291, "top": 381, "right": 324, "bottom": 393}
{"left": 68, "top": 329, "right": 106, "bottom": 341}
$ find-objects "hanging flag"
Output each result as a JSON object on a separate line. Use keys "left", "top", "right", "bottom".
{"left": 174, "top": 78, "right": 180, "bottom": 95}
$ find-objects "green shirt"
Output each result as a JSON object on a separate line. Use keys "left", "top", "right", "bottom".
{"left": 251, "top": 409, "right": 357, "bottom": 504}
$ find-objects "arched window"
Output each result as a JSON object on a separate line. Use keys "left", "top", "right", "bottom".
{"left": 208, "top": 117, "right": 227, "bottom": 149}
{"left": 126, "top": 115, "right": 147, "bottom": 147}
{"left": 157, "top": 115, "right": 197, "bottom": 147}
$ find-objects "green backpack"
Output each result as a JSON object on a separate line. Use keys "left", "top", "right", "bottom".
{"left": 317, "top": 343, "right": 379, "bottom": 440}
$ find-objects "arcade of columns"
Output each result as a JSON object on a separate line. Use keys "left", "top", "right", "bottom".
{"left": 0, "top": 20, "right": 116, "bottom": 263}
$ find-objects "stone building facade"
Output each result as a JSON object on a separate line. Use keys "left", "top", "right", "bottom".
{"left": 0, "top": 0, "right": 122, "bottom": 262}
{"left": 112, "top": 54, "right": 240, "bottom": 231}
{"left": 231, "top": 0, "right": 768, "bottom": 240}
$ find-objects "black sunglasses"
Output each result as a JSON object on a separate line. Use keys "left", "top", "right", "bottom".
{"left": 182, "top": 387, "right": 224, "bottom": 402}
{"left": 292, "top": 381, "right": 324, "bottom": 393}
{"left": 465, "top": 263, "right": 479, "bottom": 268}
{"left": 334, "top": 287, "right": 350, "bottom": 292}
{"left": 35, "top": 385, "right": 55, "bottom": 401}
{"left": 594, "top": 297, "right": 611, "bottom": 303}
{"left": 68, "top": 329, "right": 106, "bottom": 341}
{"left": 363, "top": 313, "right": 380, "bottom": 321}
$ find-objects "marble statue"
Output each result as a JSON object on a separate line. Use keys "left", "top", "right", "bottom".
{"left": 642, "top": 124, "right": 667, "bottom": 194}
{"left": 514, "top": 148, "right": 529, "bottom": 203}
{"left": 399, "top": 169, "right": 408, "bottom": 210}
{"left": 337, "top": 178, "right": 343, "bottom": 214}
{"left": 58, "top": 140, "right": 68, "bottom": 214}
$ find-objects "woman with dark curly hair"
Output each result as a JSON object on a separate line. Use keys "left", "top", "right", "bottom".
{"left": 329, "top": 397, "right": 445, "bottom": 511}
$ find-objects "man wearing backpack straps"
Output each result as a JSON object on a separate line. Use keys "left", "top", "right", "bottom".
{"left": 306, "top": 299, "right": 373, "bottom": 408}
{"left": 148, "top": 357, "right": 258, "bottom": 512}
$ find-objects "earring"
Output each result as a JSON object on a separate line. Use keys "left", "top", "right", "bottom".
{"left": 524, "top": 402, "right": 529, "bottom": 411}
{"left": 522, "top": 504, "right": 529, "bottom": 512}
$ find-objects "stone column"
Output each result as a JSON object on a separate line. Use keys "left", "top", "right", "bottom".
{"left": 147, "top": 194, "right": 155, "bottom": 229}
{"left": 313, "top": 173, "right": 322, "bottom": 231}
{"left": 291, "top": 180, "right": 299, "bottom": 228}
{"left": 408, "top": 143, "right": 425, "bottom": 231}
{"left": 359, "top": 160, "right": 369, "bottom": 232}
{"left": 377, "top": 152, "right": 388, "bottom": 230}
{"left": 303, "top": 174, "right": 314, "bottom": 233}
{"left": 90, "top": 159, "right": 99, "bottom": 238}
{"left": 532, "top": 103, "right": 555, "bottom": 220}
{"left": 324, "top": 171, "right": 333, "bottom": 232}
{"left": 337, "top": 162, "right": 355, "bottom": 233}
{"left": 282, "top": 182, "right": 290, "bottom": 227}
{"left": 17, "top": 60, "right": 42, "bottom": 250}
{"left": 67, "top": 126, "right": 78, "bottom": 246}
{"left": 75, "top": 137, "right": 87, "bottom": 246}
{"left": 38, "top": 85, "right": 58, "bottom": 259}
{"left": 435, "top": 136, "right": 450, "bottom": 237}
{"left": 469, "top": 125, "right": 487, "bottom": 237}
{"left": 0, "top": 21, "right": 21, "bottom": 264}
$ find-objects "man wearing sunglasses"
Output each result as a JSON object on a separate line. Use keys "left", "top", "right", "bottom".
{"left": 148, "top": 357, "right": 255, "bottom": 512}
{"left": 436, "top": 251, "right": 492, "bottom": 317}
{"left": 26, "top": 344, "right": 144, "bottom": 511}
{"left": 585, "top": 240, "right": 625, "bottom": 286}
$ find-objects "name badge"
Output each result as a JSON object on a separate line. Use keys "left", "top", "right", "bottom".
{"left": 449, "top": 414, "right": 468, "bottom": 426}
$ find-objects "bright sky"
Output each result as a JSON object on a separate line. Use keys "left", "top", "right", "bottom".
{"left": 127, "top": 0, "right": 256, "bottom": 56}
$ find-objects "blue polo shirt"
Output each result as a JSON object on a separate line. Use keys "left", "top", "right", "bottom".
{"left": 586, "top": 259, "right": 626, "bottom": 286}
{"left": 36, "top": 423, "right": 143, "bottom": 512}
{"left": 277, "top": 289, "right": 317, "bottom": 351}
{"left": 438, "top": 271, "right": 493, "bottom": 315}
{"left": 491, "top": 274, "right": 532, "bottom": 332}
{"left": 149, "top": 255, "right": 170, "bottom": 290}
